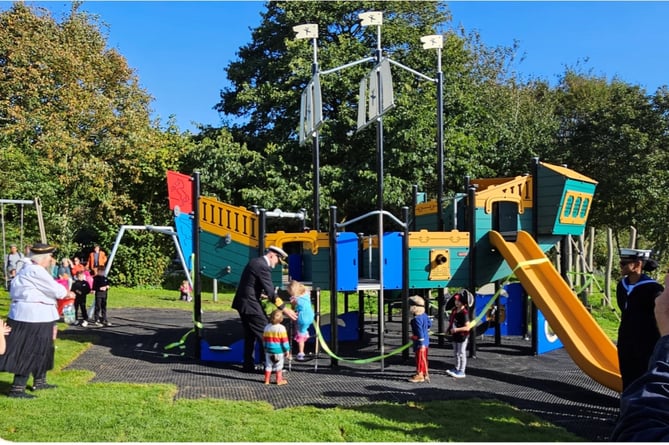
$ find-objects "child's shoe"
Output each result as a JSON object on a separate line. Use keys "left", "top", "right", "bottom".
{"left": 445, "top": 368, "right": 457, "bottom": 377}
{"left": 408, "top": 373, "right": 425, "bottom": 383}
{"left": 276, "top": 371, "right": 287, "bottom": 385}
{"left": 452, "top": 370, "right": 466, "bottom": 379}
{"left": 296, "top": 353, "right": 305, "bottom": 361}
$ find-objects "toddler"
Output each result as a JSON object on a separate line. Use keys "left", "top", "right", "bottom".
{"left": 288, "top": 280, "right": 314, "bottom": 361}
{"left": 262, "top": 309, "right": 291, "bottom": 385}
{"left": 179, "top": 280, "right": 193, "bottom": 302}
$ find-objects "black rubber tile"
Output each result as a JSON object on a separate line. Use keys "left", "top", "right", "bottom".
{"left": 62, "top": 308, "right": 619, "bottom": 441}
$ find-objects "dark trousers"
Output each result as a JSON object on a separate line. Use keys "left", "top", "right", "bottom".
{"left": 94, "top": 295, "right": 107, "bottom": 323}
{"left": 74, "top": 295, "right": 88, "bottom": 320}
{"left": 239, "top": 313, "right": 267, "bottom": 369}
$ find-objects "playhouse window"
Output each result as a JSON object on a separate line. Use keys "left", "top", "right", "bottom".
{"left": 580, "top": 199, "right": 589, "bottom": 218}
{"left": 572, "top": 197, "right": 582, "bottom": 217}
{"left": 563, "top": 196, "right": 574, "bottom": 217}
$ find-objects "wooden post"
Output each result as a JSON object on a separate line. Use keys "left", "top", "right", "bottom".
{"left": 605, "top": 227, "right": 613, "bottom": 308}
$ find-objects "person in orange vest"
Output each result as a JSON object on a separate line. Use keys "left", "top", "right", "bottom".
{"left": 85, "top": 244, "right": 107, "bottom": 274}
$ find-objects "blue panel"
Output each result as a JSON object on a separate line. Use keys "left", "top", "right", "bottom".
{"left": 200, "top": 338, "right": 261, "bottom": 364}
{"left": 336, "top": 232, "right": 359, "bottom": 291}
{"left": 536, "top": 310, "right": 563, "bottom": 354}
{"left": 383, "top": 232, "right": 403, "bottom": 289}
{"left": 475, "top": 282, "right": 524, "bottom": 336}
{"left": 174, "top": 213, "right": 194, "bottom": 270}
{"left": 316, "top": 311, "right": 360, "bottom": 342}
{"left": 504, "top": 282, "right": 525, "bottom": 336}
{"left": 288, "top": 254, "right": 303, "bottom": 281}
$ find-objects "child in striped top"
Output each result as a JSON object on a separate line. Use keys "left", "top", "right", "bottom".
{"left": 262, "top": 309, "right": 291, "bottom": 385}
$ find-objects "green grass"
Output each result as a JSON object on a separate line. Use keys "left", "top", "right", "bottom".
{"left": 105, "top": 286, "right": 234, "bottom": 311}
{"left": 0, "top": 286, "right": 604, "bottom": 442}
{"left": 0, "top": 333, "right": 581, "bottom": 442}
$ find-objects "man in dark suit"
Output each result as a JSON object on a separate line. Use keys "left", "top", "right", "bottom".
{"left": 232, "top": 245, "right": 297, "bottom": 372}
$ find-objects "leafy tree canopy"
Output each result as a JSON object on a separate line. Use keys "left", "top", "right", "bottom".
{"left": 0, "top": 2, "right": 189, "bottom": 285}
{"left": 215, "top": 1, "right": 548, "bottom": 233}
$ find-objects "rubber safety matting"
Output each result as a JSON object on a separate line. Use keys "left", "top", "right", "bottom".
{"left": 62, "top": 308, "right": 619, "bottom": 441}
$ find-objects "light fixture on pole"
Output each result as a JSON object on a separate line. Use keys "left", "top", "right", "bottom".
{"left": 421, "top": 34, "right": 445, "bottom": 232}
{"left": 359, "top": 10, "right": 387, "bottom": 369}
{"left": 294, "top": 23, "right": 323, "bottom": 231}
{"left": 293, "top": 23, "right": 318, "bottom": 40}
{"left": 421, "top": 33, "right": 447, "bottom": 347}
{"left": 359, "top": 11, "right": 383, "bottom": 26}
{"left": 294, "top": 20, "right": 375, "bottom": 367}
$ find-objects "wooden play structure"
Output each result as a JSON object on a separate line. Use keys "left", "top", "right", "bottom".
{"left": 166, "top": 155, "right": 622, "bottom": 393}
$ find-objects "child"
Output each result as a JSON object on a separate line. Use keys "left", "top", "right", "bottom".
{"left": 408, "top": 295, "right": 432, "bottom": 383}
{"left": 179, "top": 280, "right": 193, "bottom": 302}
{"left": 262, "top": 309, "right": 290, "bottom": 385}
{"left": 56, "top": 272, "right": 70, "bottom": 291}
{"left": 92, "top": 267, "right": 111, "bottom": 327}
{"left": 71, "top": 270, "right": 92, "bottom": 327}
{"left": 0, "top": 318, "right": 11, "bottom": 355}
{"left": 287, "top": 280, "right": 314, "bottom": 361}
{"left": 446, "top": 292, "right": 471, "bottom": 379}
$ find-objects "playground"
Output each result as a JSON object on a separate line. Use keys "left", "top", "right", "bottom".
{"left": 162, "top": 11, "right": 621, "bottom": 398}
{"left": 62, "top": 307, "right": 619, "bottom": 441}
{"left": 42, "top": 11, "right": 625, "bottom": 441}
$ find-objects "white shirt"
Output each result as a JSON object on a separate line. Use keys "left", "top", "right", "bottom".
{"left": 9, "top": 261, "right": 68, "bottom": 322}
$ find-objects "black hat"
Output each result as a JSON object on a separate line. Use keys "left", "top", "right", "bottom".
{"left": 267, "top": 245, "right": 288, "bottom": 260}
{"left": 30, "top": 243, "right": 56, "bottom": 255}
{"left": 445, "top": 289, "right": 474, "bottom": 310}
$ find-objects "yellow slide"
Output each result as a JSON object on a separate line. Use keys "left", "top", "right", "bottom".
{"left": 489, "top": 230, "right": 622, "bottom": 393}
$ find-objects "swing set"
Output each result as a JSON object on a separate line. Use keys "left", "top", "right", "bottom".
{"left": 0, "top": 198, "right": 47, "bottom": 287}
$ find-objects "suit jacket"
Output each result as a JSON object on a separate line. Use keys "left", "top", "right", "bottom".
{"left": 232, "top": 256, "right": 282, "bottom": 317}
{"left": 86, "top": 250, "right": 108, "bottom": 271}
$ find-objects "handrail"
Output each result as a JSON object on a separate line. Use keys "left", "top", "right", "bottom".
{"left": 334, "top": 209, "right": 406, "bottom": 230}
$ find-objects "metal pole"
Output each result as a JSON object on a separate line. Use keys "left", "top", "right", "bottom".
{"left": 467, "top": 185, "right": 477, "bottom": 358}
{"left": 193, "top": 171, "right": 202, "bottom": 360}
{"left": 401, "top": 206, "right": 410, "bottom": 360}
{"left": 374, "top": 24, "right": 385, "bottom": 371}
{"left": 313, "top": 286, "right": 321, "bottom": 372}
{"left": 329, "top": 206, "right": 338, "bottom": 367}
{"left": 312, "top": 37, "right": 321, "bottom": 231}
{"left": 436, "top": 49, "right": 445, "bottom": 232}
{"left": 259, "top": 209, "right": 267, "bottom": 256}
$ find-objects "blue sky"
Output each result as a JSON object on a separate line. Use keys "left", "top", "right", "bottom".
{"left": 4, "top": 1, "right": 669, "bottom": 132}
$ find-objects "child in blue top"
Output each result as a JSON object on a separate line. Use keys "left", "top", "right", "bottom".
{"left": 288, "top": 280, "right": 314, "bottom": 361}
{"left": 408, "top": 295, "right": 432, "bottom": 383}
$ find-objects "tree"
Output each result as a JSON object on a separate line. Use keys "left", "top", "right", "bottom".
{"left": 552, "top": 71, "right": 669, "bottom": 261}
{"left": 216, "top": 1, "right": 540, "bottom": 233}
{"left": 0, "top": 3, "right": 186, "bottom": 285}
